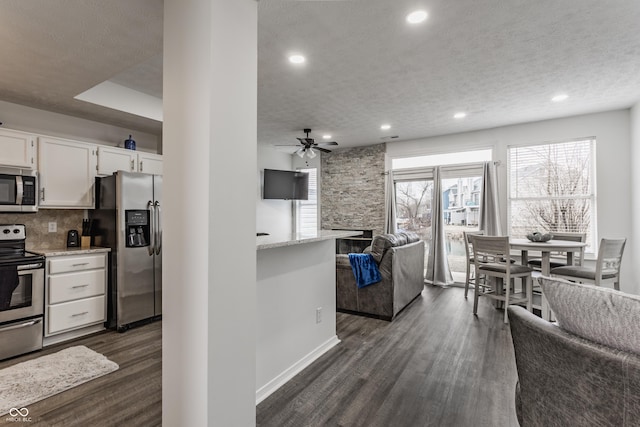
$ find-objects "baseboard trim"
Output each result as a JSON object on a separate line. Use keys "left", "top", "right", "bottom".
{"left": 255, "top": 335, "right": 341, "bottom": 405}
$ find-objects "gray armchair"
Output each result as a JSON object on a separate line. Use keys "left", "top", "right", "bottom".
{"left": 508, "top": 304, "right": 640, "bottom": 426}
{"left": 336, "top": 232, "right": 425, "bottom": 320}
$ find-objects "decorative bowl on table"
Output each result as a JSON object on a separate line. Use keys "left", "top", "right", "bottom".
{"left": 526, "top": 232, "right": 553, "bottom": 242}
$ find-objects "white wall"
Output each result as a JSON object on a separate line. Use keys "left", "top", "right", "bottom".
{"left": 630, "top": 102, "right": 640, "bottom": 295}
{"left": 163, "top": 0, "right": 257, "bottom": 425}
{"left": 387, "top": 109, "right": 635, "bottom": 293}
{"left": 0, "top": 99, "right": 160, "bottom": 152}
{"left": 257, "top": 145, "right": 294, "bottom": 235}
{"left": 256, "top": 239, "right": 339, "bottom": 402}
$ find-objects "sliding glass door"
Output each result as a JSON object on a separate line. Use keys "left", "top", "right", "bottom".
{"left": 441, "top": 176, "right": 482, "bottom": 283}
{"left": 395, "top": 179, "right": 433, "bottom": 264}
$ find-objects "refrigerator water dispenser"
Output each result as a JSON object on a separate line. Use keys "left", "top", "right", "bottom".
{"left": 125, "top": 210, "right": 150, "bottom": 247}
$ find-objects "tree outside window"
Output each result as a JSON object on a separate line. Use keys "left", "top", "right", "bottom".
{"left": 508, "top": 138, "right": 596, "bottom": 251}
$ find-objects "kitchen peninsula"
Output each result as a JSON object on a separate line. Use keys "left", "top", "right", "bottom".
{"left": 256, "top": 229, "right": 361, "bottom": 403}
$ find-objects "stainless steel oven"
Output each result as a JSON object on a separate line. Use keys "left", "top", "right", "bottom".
{"left": 0, "top": 224, "right": 44, "bottom": 360}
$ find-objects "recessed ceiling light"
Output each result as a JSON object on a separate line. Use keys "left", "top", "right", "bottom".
{"left": 551, "top": 94, "right": 568, "bottom": 102}
{"left": 380, "top": 124, "right": 391, "bottom": 130}
{"left": 322, "top": 134, "right": 332, "bottom": 139}
{"left": 454, "top": 112, "right": 467, "bottom": 119}
{"left": 288, "top": 55, "right": 306, "bottom": 64}
{"left": 406, "top": 10, "right": 428, "bottom": 24}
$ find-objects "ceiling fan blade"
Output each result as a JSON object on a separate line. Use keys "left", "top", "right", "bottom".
{"left": 275, "top": 144, "right": 302, "bottom": 146}
{"left": 314, "top": 147, "right": 332, "bottom": 153}
{"left": 296, "top": 137, "right": 307, "bottom": 143}
{"left": 304, "top": 138, "right": 315, "bottom": 144}
{"left": 318, "top": 141, "right": 338, "bottom": 146}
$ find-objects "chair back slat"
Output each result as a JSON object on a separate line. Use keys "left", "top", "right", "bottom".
{"left": 464, "top": 230, "right": 484, "bottom": 259}
{"left": 471, "top": 235, "right": 509, "bottom": 259}
{"left": 551, "top": 232, "right": 587, "bottom": 266}
{"left": 598, "top": 238, "right": 626, "bottom": 265}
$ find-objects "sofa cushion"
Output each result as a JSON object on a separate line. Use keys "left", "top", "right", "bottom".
{"left": 398, "top": 231, "right": 420, "bottom": 244}
{"left": 369, "top": 234, "right": 400, "bottom": 263}
{"left": 539, "top": 277, "right": 640, "bottom": 355}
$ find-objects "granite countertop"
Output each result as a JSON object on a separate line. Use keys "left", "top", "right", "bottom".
{"left": 257, "top": 229, "right": 362, "bottom": 250}
{"left": 29, "top": 246, "right": 111, "bottom": 257}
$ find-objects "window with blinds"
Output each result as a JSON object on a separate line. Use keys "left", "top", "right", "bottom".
{"left": 295, "top": 168, "right": 318, "bottom": 235}
{"left": 508, "top": 138, "right": 596, "bottom": 251}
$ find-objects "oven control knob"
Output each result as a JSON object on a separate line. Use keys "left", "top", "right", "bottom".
{"left": 2, "top": 229, "right": 10, "bottom": 234}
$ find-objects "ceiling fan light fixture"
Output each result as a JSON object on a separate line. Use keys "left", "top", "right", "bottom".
{"left": 295, "top": 148, "right": 306, "bottom": 158}
{"left": 307, "top": 148, "right": 317, "bottom": 159}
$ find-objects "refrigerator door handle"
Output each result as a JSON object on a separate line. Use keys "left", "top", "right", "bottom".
{"left": 154, "top": 201, "right": 162, "bottom": 255}
{"left": 148, "top": 200, "right": 155, "bottom": 256}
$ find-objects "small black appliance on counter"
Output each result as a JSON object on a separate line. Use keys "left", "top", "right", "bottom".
{"left": 67, "top": 229, "right": 79, "bottom": 247}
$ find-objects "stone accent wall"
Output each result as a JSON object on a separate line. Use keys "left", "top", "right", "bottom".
{"left": 0, "top": 209, "right": 85, "bottom": 250}
{"left": 321, "top": 143, "right": 386, "bottom": 236}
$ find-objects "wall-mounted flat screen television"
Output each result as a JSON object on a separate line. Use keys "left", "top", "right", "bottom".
{"left": 263, "top": 169, "right": 309, "bottom": 200}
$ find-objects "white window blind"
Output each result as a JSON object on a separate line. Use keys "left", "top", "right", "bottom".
{"left": 296, "top": 168, "right": 318, "bottom": 235}
{"left": 508, "top": 138, "right": 596, "bottom": 251}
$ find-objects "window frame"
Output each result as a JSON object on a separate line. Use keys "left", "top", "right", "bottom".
{"left": 506, "top": 137, "right": 597, "bottom": 254}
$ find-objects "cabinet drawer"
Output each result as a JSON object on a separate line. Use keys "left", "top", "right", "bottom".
{"left": 48, "top": 254, "right": 105, "bottom": 274}
{"left": 49, "top": 270, "right": 105, "bottom": 304}
{"left": 48, "top": 295, "right": 105, "bottom": 335}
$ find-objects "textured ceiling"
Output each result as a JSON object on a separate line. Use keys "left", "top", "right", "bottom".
{"left": 1, "top": 0, "right": 639, "bottom": 148}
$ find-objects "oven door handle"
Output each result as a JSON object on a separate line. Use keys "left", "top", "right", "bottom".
{"left": 0, "top": 318, "right": 42, "bottom": 332}
{"left": 17, "top": 263, "right": 44, "bottom": 271}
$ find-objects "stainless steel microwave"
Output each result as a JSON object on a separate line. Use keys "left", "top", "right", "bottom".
{"left": 0, "top": 168, "right": 37, "bottom": 212}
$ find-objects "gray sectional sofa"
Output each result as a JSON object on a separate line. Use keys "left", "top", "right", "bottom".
{"left": 336, "top": 232, "right": 425, "bottom": 320}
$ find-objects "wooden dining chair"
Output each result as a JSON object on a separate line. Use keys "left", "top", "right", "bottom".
{"left": 551, "top": 238, "right": 626, "bottom": 290}
{"left": 471, "top": 235, "right": 533, "bottom": 324}
{"left": 463, "top": 230, "right": 484, "bottom": 298}
{"left": 528, "top": 231, "right": 586, "bottom": 270}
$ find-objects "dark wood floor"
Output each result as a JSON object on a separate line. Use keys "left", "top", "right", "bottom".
{"left": 257, "top": 286, "right": 520, "bottom": 427}
{"left": 0, "top": 286, "right": 519, "bottom": 427}
{"left": 0, "top": 321, "right": 162, "bottom": 427}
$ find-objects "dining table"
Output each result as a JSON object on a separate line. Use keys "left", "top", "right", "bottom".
{"left": 509, "top": 238, "right": 587, "bottom": 320}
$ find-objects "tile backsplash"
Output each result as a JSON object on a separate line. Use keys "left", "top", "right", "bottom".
{"left": 0, "top": 209, "right": 85, "bottom": 250}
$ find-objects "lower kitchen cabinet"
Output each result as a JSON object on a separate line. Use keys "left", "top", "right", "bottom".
{"left": 43, "top": 251, "right": 109, "bottom": 345}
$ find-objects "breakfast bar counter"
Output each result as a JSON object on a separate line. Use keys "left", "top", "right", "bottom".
{"left": 256, "top": 229, "right": 362, "bottom": 250}
{"left": 255, "top": 229, "right": 361, "bottom": 404}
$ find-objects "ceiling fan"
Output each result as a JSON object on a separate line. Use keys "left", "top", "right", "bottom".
{"left": 276, "top": 128, "right": 338, "bottom": 158}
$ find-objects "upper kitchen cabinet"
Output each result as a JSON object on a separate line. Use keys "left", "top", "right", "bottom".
{"left": 38, "top": 137, "right": 97, "bottom": 208}
{"left": 96, "top": 146, "right": 137, "bottom": 176}
{"left": 0, "top": 128, "right": 37, "bottom": 169}
{"left": 96, "top": 146, "right": 163, "bottom": 176}
{"left": 137, "top": 152, "right": 163, "bottom": 175}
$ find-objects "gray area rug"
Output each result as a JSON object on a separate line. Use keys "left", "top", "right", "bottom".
{"left": 0, "top": 345, "right": 119, "bottom": 416}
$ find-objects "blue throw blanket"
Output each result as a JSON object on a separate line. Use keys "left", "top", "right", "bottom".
{"left": 348, "top": 253, "right": 382, "bottom": 288}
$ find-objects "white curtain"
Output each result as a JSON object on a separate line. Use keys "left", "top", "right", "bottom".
{"left": 384, "top": 170, "right": 397, "bottom": 234}
{"left": 479, "top": 161, "right": 503, "bottom": 236}
{"left": 425, "top": 167, "right": 453, "bottom": 286}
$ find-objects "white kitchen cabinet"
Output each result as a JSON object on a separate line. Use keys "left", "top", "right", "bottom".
{"left": 44, "top": 252, "right": 108, "bottom": 344}
{"left": 137, "top": 152, "right": 163, "bottom": 175}
{"left": 38, "top": 136, "right": 97, "bottom": 208}
{"left": 96, "top": 145, "right": 137, "bottom": 176}
{"left": 0, "top": 128, "right": 36, "bottom": 169}
{"left": 97, "top": 146, "right": 163, "bottom": 176}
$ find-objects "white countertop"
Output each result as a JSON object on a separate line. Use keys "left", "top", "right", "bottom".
{"left": 30, "top": 246, "right": 111, "bottom": 256}
{"left": 257, "top": 230, "right": 363, "bottom": 250}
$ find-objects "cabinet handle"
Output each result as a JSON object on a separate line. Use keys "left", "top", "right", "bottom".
{"left": 71, "top": 284, "right": 89, "bottom": 289}
{"left": 72, "top": 262, "right": 89, "bottom": 267}
{"left": 131, "top": 159, "right": 135, "bottom": 171}
{"left": 140, "top": 161, "right": 143, "bottom": 172}
{"left": 71, "top": 311, "right": 89, "bottom": 317}
{"left": 40, "top": 188, "right": 45, "bottom": 202}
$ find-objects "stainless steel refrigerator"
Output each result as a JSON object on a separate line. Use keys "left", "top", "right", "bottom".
{"left": 91, "top": 171, "right": 162, "bottom": 331}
